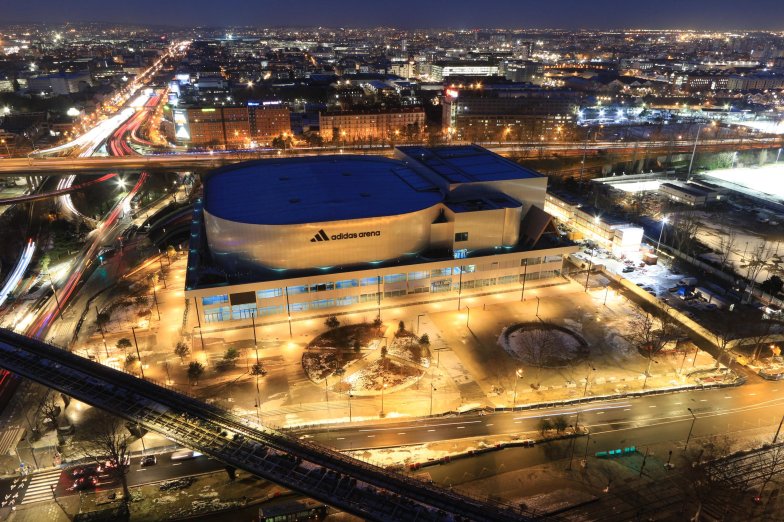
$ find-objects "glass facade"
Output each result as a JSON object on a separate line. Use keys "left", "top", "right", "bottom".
{"left": 197, "top": 253, "right": 565, "bottom": 322}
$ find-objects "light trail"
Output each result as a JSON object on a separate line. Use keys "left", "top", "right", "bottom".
{"left": 29, "top": 172, "right": 148, "bottom": 337}
{"left": 0, "top": 239, "right": 35, "bottom": 308}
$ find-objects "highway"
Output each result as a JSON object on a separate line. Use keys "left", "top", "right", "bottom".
{"left": 0, "top": 329, "right": 529, "bottom": 522}
{"left": 0, "top": 136, "right": 780, "bottom": 175}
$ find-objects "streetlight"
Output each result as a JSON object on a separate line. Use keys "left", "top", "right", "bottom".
{"left": 512, "top": 368, "right": 524, "bottom": 408}
{"left": 193, "top": 325, "right": 205, "bottom": 353}
{"left": 656, "top": 215, "right": 669, "bottom": 253}
{"left": 380, "top": 383, "right": 388, "bottom": 418}
{"left": 687, "top": 123, "right": 715, "bottom": 177}
{"left": 131, "top": 326, "right": 144, "bottom": 379}
{"left": 44, "top": 272, "right": 62, "bottom": 321}
{"left": 583, "top": 365, "right": 596, "bottom": 397}
{"left": 684, "top": 408, "right": 697, "bottom": 450}
{"left": 416, "top": 314, "right": 425, "bottom": 335}
{"left": 465, "top": 306, "right": 471, "bottom": 328}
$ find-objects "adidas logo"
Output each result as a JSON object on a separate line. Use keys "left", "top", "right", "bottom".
{"left": 310, "top": 229, "right": 330, "bottom": 242}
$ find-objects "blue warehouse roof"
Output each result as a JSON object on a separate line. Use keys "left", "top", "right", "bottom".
{"left": 204, "top": 156, "right": 443, "bottom": 226}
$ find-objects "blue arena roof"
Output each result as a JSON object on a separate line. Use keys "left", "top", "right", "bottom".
{"left": 204, "top": 156, "right": 443, "bottom": 225}
{"left": 398, "top": 145, "right": 542, "bottom": 183}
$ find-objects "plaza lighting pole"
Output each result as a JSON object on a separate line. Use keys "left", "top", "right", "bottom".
{"left": 512, "top": 368, "right": 523, "bottom": 408}
{"left": 520, "top": 259, "right": 528, "bottom": 301}
{"left": 131, "top": 326, "right": 144, "bottom": 379}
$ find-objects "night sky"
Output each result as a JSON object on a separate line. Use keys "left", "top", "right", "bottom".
{"left": 6, "top": 0, "right": 784, "bottom": 29}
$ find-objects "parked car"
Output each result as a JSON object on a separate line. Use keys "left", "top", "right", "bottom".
{"left": 622, "top": 266, "right": 635, "bottom": 273}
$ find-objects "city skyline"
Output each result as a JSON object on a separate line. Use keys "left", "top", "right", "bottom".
{"left": 4, "top": 0, "right": 784, "bottom": 30}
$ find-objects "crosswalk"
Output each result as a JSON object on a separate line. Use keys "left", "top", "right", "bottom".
{"left": 1, "top": 468, "right": 63, "bottom": 507}
{"left": 0, "top": 426, "right": 24, "bottom": 456}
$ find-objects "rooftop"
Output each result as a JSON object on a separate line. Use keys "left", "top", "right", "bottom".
{"left": 204, "top": 155, "right": 442, "bottom": 226}
{"left": 399, "top": 145, "right": 542, "bottom": 184}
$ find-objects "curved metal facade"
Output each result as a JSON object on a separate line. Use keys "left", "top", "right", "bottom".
{"left": 204, "top": 205, "right": 442, "bottom": 270}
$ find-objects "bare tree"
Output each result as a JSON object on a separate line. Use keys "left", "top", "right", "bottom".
{"left": 743, "top": 241, "right": 775, "bottom": 283}
{"left": 518, "top": 326, "right": 555, "bottom": 387}
{"left": 40, "top": 393, "right": 61, "bottom": 427}
{"left": 717, "top": 227, "right": 738, "bottom": 273}
{"left": 670, "top": 212, "right": 701, "bottom": 254}
{"left": 626, "top": 309, "right": 675, "bottom": 376}
{"left": 713, "top": 320, "right": 737, "bottom": 369}
{"left": 84, "top": 411, "right": 133, "bottom": 503}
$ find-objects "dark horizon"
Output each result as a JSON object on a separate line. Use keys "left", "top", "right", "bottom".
{"left": 3, "top": 0, "right": 784, "bottom": 31}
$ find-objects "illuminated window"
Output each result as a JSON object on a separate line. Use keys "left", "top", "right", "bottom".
{"left": 202, "top": 294, "right": 228, "bottom": 306}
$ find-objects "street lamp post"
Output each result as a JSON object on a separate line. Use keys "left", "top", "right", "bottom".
{"left": 603, "top": 285, "right": 610, "bottom": 307}
{"left": 151, "top": 284, "right": 161, "bottom": 320}
{"left": 656, "top": 216, "right": 669, "bottom": 254}
{"left": 465, "top": 306, "right": 471, "bottom": 328}
{"left": 535, "top": 296, "right": 541, "bottom": 318}
{"left": 685, "top": 408, "right": 697, "bottom": 450}
{"left": 584, "top": 256, "right": 593, "bottom": 292}
{"left": 512, "top": 368, "right": 523, "bottom": 408}
{"left": 416, "top": 314, "right": 425, "bottom": 335}
{"left": 520, "top": 259, "right": 528, "bottom": 301}
{"left": 380, "top": 383, "right": 387, "bottom": 418}
{"left": 194, "top": 325, "right": 205, "bottom": 353}
{"left": 583, "top": 365, "right": 596, "bottom": 397}
{"left": 131, "top": 326, "right": 144, "bottom": 379}
{"left": 45, "top": 273, "right": 62, "bottom": 321}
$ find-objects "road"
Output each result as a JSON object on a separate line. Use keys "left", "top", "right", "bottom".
{"left": 0, "top": 450, "right": 224, "bottom": 508}
{"left": 302, "top": 379, "right": 784, "bottom": 456}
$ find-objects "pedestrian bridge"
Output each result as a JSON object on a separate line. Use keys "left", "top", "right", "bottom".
{"left": 0, "top": 328, "right": 530, "bottom": 522}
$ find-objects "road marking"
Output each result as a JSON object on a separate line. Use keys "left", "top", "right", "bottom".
{"left": 397, "top": 433, "right": 407, "bottom": 435}
{"left": 367, "top": 435, "right": 375, "bottom": 438}
{"left": 749, "top": 393, "right": 757, "bottom": 396}
{"left": 623, "top": 408, "right": 631, "bottom": 411}
{"left": 358, "top": 420, "right": 482, "bottom": 432}
{"left": 649, "top": 405, "right": 657, "bottom": 408}
{"left": 172, "top": 463, "right": 182, "bottom": 466}
{"left": 336, "top": 437, "right": 345, "bottom": 440}
{"left": 700, "top": 399, "right": 707, "bottom": 402}
{"left": 596, "top": 412, "right": 605, "bottom": 415}
{"left": 427, "top": 429, "right": 436, "bottom": 432}
{"left": 485, "top": 424, "right": 493, "bottom": 427}
{"left": 724, "top": 396, "right": 733, "bottom": 399}
{"left": 456, "top": 426, "right": 465, "bottom": 429}
{"left": 674, "top": 402, "right": 682, "bottom": 405}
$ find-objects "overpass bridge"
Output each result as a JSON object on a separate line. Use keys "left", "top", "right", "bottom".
{"left": 0, "top": 328, "right": 532, "bottom": 522}
{"left": 0, "top": 136, "right": 781, "bottom": 175}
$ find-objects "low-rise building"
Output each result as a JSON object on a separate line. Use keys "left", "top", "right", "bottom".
{"left": 319, "top": 108, "right": 425, "bottom": 143}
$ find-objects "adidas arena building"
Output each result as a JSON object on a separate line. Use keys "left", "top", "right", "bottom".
{"left": 186, "top": 145, "right": 577, "bottom": 325}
